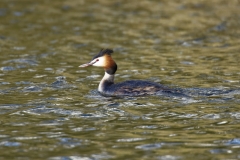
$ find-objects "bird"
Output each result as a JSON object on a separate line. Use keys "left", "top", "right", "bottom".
{"left": 79, "top": 49, "right": 185, "bottom": 97}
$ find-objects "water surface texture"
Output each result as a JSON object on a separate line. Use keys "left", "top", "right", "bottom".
{"left": 0, "top": 0, "right": 240, "bottom": 159}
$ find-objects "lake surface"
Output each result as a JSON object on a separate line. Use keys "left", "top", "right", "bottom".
{"left": 0, "top": 0, "right": 240, "bottom": 159}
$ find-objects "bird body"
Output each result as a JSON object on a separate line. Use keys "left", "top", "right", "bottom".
{"left": 79, "top": 49, "right": 182, "bottom": 97}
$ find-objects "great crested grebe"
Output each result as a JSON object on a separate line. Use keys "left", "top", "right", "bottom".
{"left": 79, "top": 49, "right": 183, "bottom": 97}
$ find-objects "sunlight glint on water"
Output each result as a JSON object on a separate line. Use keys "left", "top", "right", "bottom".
{"left": 0, "top": 0, "right": 240, "bottom": 159}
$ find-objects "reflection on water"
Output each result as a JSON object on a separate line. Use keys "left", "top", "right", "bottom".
{"left": 0, "top": 0, "right": 240, "bottom": 159}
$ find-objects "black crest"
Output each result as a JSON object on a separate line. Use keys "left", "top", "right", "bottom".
{"left": 92, "top": 49, "right": 113, "bottom": 60}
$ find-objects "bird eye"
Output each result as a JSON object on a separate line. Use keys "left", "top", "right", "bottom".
{"left": 96, "top": 59, "right": 99, "bottom": 61}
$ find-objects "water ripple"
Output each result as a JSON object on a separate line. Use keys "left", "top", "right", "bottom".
{"left": 0, "top": 141, "right": 21, "bottom": 147}
{"left": 58, "top": 137, "right": 84, "bottom": 148}
{"left": 0, "top": 66, "right": 15, "bottom": 71}
{"left": 49, "top": 152, "right": 113, "bottom": 160}
{"left": 117, "top": 138, "right": 146, "bottom": 142}
{"left": 135, "top": 143, "right": 162, "bottom": 150}
{"left": 22, "top": 85, "right": 42, "bottom": 92}
{"left": 157, "top": 155, "right": 181, "bottom": 160}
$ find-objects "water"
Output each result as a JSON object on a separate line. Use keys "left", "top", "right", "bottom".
{"left": 0, "top": 0, "right": 240, "bottom": 159}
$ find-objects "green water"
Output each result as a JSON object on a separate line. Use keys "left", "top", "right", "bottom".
{"left": 0, "top": 0, "right": 240, "bottom": 159}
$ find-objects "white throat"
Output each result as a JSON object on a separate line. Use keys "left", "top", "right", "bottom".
{"left": 98, "top": 72, "right": 115, "bottom": 93}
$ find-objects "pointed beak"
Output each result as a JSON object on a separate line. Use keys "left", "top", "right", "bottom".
{"left": 79, "top": 59, "right": 99, "bottom": 68}
{"left": 79, "top": 62, "right": 91, "bottom": 68}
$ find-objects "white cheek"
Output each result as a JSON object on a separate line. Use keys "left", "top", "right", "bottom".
{"left": 92, "top": 57, "right": 105, "bottom": 67}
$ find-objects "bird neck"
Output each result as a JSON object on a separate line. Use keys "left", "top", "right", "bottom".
{"left": 104, "top": 60, "right": 117, "bottom": 75}
{"left": 98, "top": 72, "right": 115, "bottom": 93}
